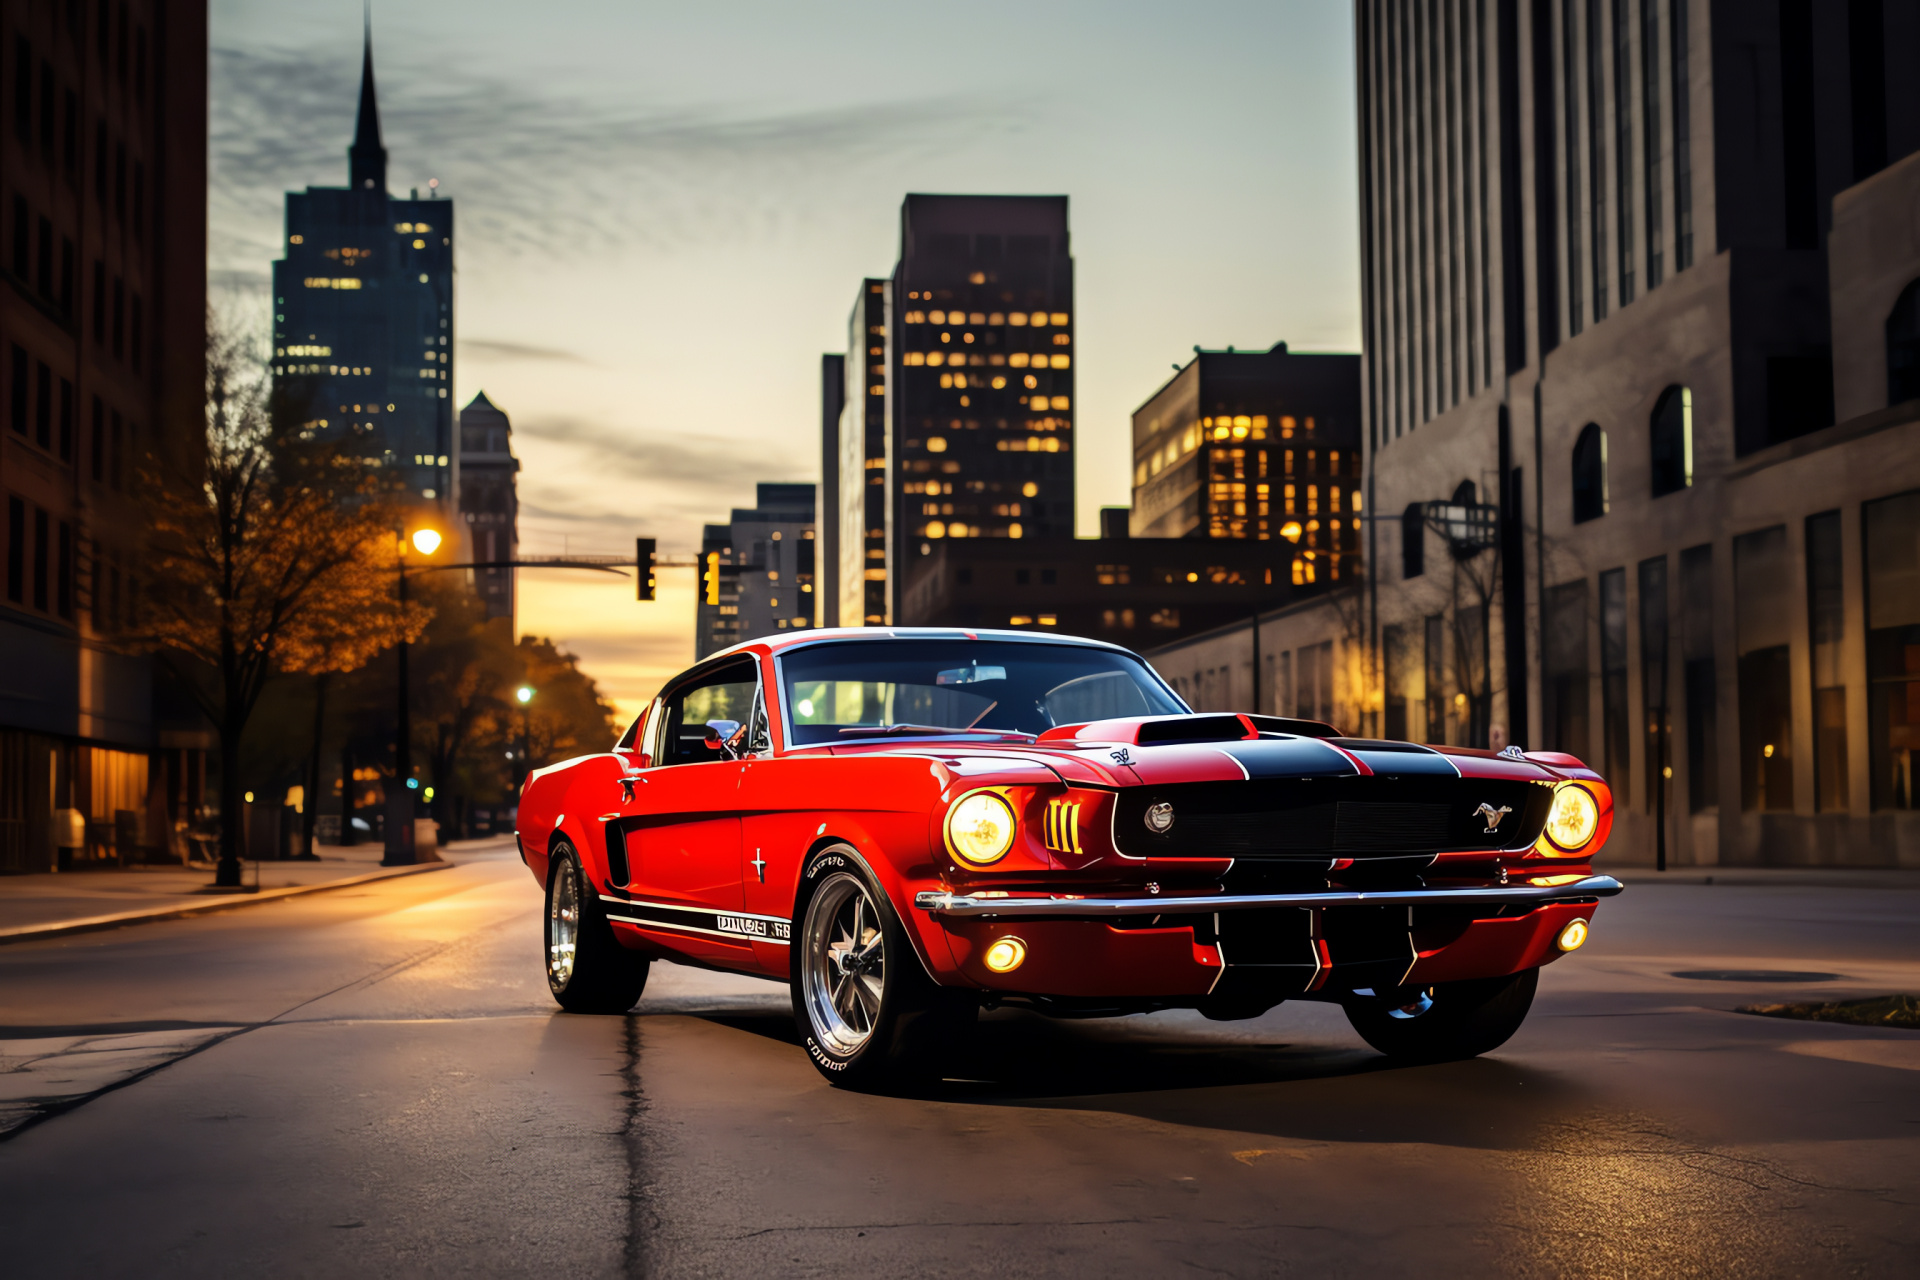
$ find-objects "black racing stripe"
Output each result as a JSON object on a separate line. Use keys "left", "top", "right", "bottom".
{"left": 1216, "top": 737, "right": 1360, "bottom": 778}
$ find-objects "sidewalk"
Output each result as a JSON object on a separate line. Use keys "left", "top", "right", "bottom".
{"left": 0, "top": 836, "right": 512, "bottom": 944}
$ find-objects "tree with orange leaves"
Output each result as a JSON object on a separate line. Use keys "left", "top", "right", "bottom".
{"left": 138, "top": 318, "right": 429, "bottom": 886}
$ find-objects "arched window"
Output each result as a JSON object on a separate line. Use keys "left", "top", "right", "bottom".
{"left": 1401, "top": 503, "right": 1425, "bottom": 579}
{"left": 1650, "top": 385, "right": 1692, "bottom": 497}
{"left": 1889, "top": 278, "right": 1920, "bottom": 407}
{"left": 1572, "top": 424, "right": 1608, "bottom": 522}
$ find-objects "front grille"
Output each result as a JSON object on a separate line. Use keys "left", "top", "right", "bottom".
{"left": 1114, "top": 777, "right": 1550, "bottom": 859}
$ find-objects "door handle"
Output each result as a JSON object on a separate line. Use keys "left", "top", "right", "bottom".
{"left": 619, "top": 773, "right": 642, "bottom": 803}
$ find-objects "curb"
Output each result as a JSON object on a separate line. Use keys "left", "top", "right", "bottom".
{"left": 0, "top": 859, "right": 458, "bottom": 946}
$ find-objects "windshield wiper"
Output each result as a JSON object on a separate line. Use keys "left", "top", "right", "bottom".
{"left": 836, "top": 724, "right": 1034, "bottom": 740}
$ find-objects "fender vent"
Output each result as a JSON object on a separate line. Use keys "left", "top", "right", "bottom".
{"left": 605, "top": 823, "right": 631, "bottom": 887}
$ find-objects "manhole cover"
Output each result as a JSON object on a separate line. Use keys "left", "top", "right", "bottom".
{"left": 1671, "top": 970, "right": 1841, "bottom": 983}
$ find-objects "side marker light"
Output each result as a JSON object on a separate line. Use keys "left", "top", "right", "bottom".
{"left": 1557, "top": 919, "right": 1590, "bottom": 952}
{"left": 983, "top": 936, "right": 1027, "bottom": 973}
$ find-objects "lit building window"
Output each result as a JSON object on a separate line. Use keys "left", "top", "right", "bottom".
{"left": 1049, "top": 355, "right": 1070, "bottom": 369}
{"left": 1008, "top": 353, "right": 1029, "bottom": 368}
{"left": 1008, "top": 313, "right": 1028, "bottom": 327}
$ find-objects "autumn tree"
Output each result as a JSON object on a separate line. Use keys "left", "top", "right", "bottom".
{"left": 494, "top": 636, "right": 620, "bottom": 775}
{"left": 139, "top": 318, "right": 428, "bottom": 885}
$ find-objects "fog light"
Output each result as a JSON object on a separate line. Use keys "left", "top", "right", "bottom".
{"left": 982, "top": 936, "right": 1027, "bottom": 973}
{"left": 1557, "top": 918, "right": 1590, "bottom": 952}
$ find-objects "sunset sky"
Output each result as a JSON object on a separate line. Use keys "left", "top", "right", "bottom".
{"left": 209, "top": 0, "right": 1361, "bottom": 723}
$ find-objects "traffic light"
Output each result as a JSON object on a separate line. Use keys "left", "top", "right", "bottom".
{"left": 703, "top": 551, "right": 721, "bottom": 606}
{"left": 635, "top": 538, "right": 657, "bottom": 601}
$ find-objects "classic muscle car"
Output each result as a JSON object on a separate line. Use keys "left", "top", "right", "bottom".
{"left": 518, "top": 629, "right": 1620, "bottom": 1087}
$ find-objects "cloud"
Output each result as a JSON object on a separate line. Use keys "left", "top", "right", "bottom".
{"left": 505, "top": 413, "right": 812, "bottom": 555}
{"left": 209, "top": 43, "right": 1032, "bottom": 279}
{"left": 459, "top": 339, "right": 592, "bottom": 365}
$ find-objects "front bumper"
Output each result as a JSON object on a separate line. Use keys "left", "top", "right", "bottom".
{"left": 916, "top": 876, "right": 1621, "bottom": 1000}
{"left": 913, "top": 874, "right": 1623, "bottom": 918}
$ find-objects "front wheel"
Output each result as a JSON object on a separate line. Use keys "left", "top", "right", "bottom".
{"left": 791, "top": 849, "right": 973, "bottom": 1089}
{"left": 1343, "top": 967, "right": 1538, "bottom": 1063}
{"left": 546, "top": 843, "right": 649, "bottom": 1014}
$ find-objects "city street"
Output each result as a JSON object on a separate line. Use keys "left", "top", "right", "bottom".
{"left": 1, "top": 839, "right": 1915, "bottom": 1278}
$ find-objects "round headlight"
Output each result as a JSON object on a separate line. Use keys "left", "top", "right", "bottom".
{"left": 947, "top": 791, "right": 1017, "bottom": 865}
{"left": 1544, "top": 785, "right": 1599, "bottom": 851}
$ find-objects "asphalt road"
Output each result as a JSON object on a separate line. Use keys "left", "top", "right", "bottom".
{"left": 1, "top": 839, "right": 1916, "bottom": 1278}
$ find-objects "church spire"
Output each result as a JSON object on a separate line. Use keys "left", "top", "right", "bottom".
{"left": 347, "top": 13, "right": 386, "bottom": 192}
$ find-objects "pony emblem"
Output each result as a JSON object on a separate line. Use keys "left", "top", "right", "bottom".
{"left": 1475, "top": 802, "right": 1513, "bottom": 833}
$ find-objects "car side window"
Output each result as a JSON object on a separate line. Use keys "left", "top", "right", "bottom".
{"left": 658, "top": 659, "right": 761, "bottom": 767}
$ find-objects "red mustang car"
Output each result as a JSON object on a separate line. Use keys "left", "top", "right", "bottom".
{"left": 518, "top": 629, "right": 1620, "bottom": 1087}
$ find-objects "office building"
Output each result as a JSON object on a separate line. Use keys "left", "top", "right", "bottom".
{"left": 456, "top": 390, "right": 518, "bottom": 622}
{"left": 1347, "top": 0, "right": 1920, "bottom": 865}
{"left": 901, "top": 512, "right": 1309, "bottom": 648}
{"left": 0, "top": 0, "right": 208, "bottom": 872}
{"left": 816, "top": 353, "right": 843, "bottom": 627}
{"left": 829, "top": 196, "right": 1074, "bottom": 627}
{"left": 695, "top": 483, "right": 816, "bottom": 659}
{"left": 834, "top": 280, "right": 888, "bottom": 626}
{"left": 1131, "top": 344, "right": 1363, "bottom": 590}
{"left": 270, "top": 28, "right": 454, "bottom": 511}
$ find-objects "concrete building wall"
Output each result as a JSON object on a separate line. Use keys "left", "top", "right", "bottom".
{"left": 1355, "top": 1, "right": 1920, "bottom": 866}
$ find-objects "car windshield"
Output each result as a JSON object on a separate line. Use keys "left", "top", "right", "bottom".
{"left": 780, "top": 639, "right": 1186, "bottom": 745}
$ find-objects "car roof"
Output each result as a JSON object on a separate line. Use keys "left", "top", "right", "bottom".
{"left": 703, "top": 626, "right": 1144, "bottom": 663}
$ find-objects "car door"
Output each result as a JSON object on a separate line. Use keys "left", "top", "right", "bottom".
{"left": 613, "top": 657, "right": 755, "bottom": 967}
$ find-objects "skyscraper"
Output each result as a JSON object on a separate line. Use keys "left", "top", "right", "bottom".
{"left": 885, "top": 195, "right": 1074, "bottom": 621}
{"left": 836, "top": 280, "right": 887, "bottom": 626}
{"left": 271, "top": 27, "right": 454, "bottom": 510}
{"left": 815, "top": 353, "right": 843, "bottom": 627}
{"left": 456, "top": 391, "right": 518, "bottom": 622}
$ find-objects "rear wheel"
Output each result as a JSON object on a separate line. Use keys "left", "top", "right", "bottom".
{"left": 1343, "top": 967, "right": 1537, "bottom": 1063}
{"left": 546, "top": 842, "right": 649, "bottom": 1014}
{"left": 791, "top": 848, "right": 973, "bottom": 1089}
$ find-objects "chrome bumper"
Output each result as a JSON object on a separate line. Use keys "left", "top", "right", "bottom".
{"left": 913, "top": 875, "right": 1623, "bottom": 918}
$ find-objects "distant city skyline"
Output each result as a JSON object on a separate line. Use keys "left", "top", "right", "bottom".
{"left": 209, "top": 0, "right": 1361, "bottom": 720}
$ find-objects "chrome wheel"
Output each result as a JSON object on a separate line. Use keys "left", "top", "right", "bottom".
{"left": 548, "top": 857, "right": 580, "bottom": 988}
{"left": 802, "top": 871, "right": 886, "bottom": 1055}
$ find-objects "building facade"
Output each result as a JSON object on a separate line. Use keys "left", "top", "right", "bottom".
{"left": 835, "top": 280, "right": 887, "bottom": 626}
{"left": 270, "top": 31, "right": 454, "bottom": 511}
{"left": 0, "top": 0, "right": 208, "bottom": 872}
{"left": 1131, "top": 344, "right": 1363, "bottom": 588}
{"left": 1353, "top": 0, "right": 1920, "bottom": 866}
{"left": 815, "top": 352, "right": 842, "bottom": 627}
{"left": 695, "top": 482, "right": 816, "bottom": 659}
{"left": 455, "top": 390, "right": 517, "bottom": 622}
{"left": 902, "top": 528, "right": 1312, "bottom": 648}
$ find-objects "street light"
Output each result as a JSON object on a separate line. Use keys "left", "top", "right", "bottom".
{"left": 384, "top": 523, "right": 442, "bottom": 866}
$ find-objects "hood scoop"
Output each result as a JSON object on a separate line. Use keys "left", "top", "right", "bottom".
{"left": 1040, "top": 712, "right": 1343, "bottom": 748}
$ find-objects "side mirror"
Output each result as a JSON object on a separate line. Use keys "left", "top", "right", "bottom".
{"left": 703, "top": 720, "right": 743, "bottom": 759}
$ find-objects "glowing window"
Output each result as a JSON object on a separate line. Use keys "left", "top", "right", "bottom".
{"left": 1030, "top": 312, "right": 1049, "bottom": 326}
{"left": 1049, "top": 355, "right": 1070, "bottom": 369}
{"left": 1008, "top": 313, "right": 1028, "bottom": 327}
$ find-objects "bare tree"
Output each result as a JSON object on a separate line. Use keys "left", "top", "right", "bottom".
{"left": 137, "top": 316, "right": 429, "bottom": 885}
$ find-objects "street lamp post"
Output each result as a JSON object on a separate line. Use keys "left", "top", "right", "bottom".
{"left": 514, "top": 685, "right": 535, "bottom": 792}
{"left": 384, "top": 526, "right": 442, "bottom": 866}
